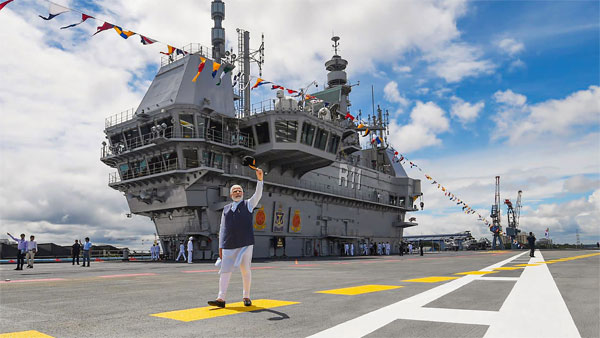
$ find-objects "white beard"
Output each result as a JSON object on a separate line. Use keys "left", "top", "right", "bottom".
{"left": 232, "top": 196, "right": 243, "bottom": 202}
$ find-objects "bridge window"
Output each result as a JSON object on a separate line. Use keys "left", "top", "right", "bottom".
{"left": 300, "top": 122, "right": 316, "bottom": 146}
{"left": 255, "top": 122, "right": 270, "bottom": 144}
{"left": 327, "top": 134, "right": 340, "bottom": 153}
{"left": 314, "top": 128, "right": 328, "bottom": 150}
{"left": 275, "top": 121, "right": 298, "bottom": 142}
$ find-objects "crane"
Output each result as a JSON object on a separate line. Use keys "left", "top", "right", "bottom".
{"left": 504, "top": 190, "right": 522, "bottom": 249}
{"left": 490, "top": 176, "right": 503, "bottom": 250}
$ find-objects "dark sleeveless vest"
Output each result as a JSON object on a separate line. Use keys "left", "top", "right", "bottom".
{"left": 222, "top": 200, "right": 255, "bottom": 249}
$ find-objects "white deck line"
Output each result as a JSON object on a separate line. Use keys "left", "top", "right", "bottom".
{"left": 307, "top": 252, "right": 527, "bottom": 338}
{"left": 483, "top": 252, "right": 581, "bottom": 338}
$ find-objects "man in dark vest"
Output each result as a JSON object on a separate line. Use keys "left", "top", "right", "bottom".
{"left": 527, "top": 232, "right": 536, "bottom": 257}
{"left": 208, "top": 168, "right": 263, "bottom": 308}
{"left": 72, "top": 239, "right": 81, "bottom": 265}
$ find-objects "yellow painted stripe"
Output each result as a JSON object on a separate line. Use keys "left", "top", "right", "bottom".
{"left": 316, "top": 284, "right": 403, "bottom": 295}
{"left": 493, "top": 267, "right": 523, "bottom": 270}
{"left": 0, "top": 330, "right": 54, "bottom": 338}
{"left": 539, "top": 261, "right": 557, "bottom": 264}
{"left": 151, "top": 299, "right": 299, "bottom": 322}
{"left": 402, "top": 276, "right": 459, "bottom": 283}
{"left": 454, "top": 271, "right": 498, "bottom": 275}
{"left": 514, "top": 264, "right": 541, "bottom": 267}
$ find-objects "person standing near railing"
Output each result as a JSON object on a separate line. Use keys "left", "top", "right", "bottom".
{"left": 81, "top": 237, "right": 92, "bottom": 267}
{"left": 26, "top": 235, "right": 37, "bottom": 268}
{"left": 7, "top": 233, "right": 26, "bottom": 270}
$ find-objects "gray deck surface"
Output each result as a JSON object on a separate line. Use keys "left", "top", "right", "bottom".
{"left": 1, "top": 250, "right": 598, "bottom": 338}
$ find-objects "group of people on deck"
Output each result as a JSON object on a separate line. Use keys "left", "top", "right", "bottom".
{"left": 7, "top": 233, "right": 92, "bottom": 269}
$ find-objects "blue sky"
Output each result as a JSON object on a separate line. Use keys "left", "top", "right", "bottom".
{"left": 0, "top": 0, "right": 598, "bottom": 248}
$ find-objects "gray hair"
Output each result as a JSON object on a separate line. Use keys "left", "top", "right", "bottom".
{"left": 230, "top": 185, "right": 243, "bottom": 194}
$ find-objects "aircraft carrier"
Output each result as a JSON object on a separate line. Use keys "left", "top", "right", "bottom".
{"left": 99, "top": 0, "right": 421, "bottom": 260}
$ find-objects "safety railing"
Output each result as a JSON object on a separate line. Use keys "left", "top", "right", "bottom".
{"left": 251, "top": 99, "right": 276, "bottom": 115}
{"left": 102, "top": 126, "right": 254, "bottom": 159}
{"left": 160, "top": 43, "right": 213, "bottom": 67}
{"left": 109, "top": 158, "right": 179, "bottom": 184}
{"left": 105, "top": 108, "right": 136, "bottom": 128}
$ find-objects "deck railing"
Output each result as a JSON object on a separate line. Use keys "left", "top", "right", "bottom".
{"left": 109, "top": 158, "right": 179, "bottom": 184}
{"left": 102, "top": 126, "right": 253, "bottom": 159}
{"left": 105, "top": 108, "right": 136, "bottom": 128}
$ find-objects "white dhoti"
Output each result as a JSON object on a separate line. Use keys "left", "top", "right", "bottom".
{"left": 187, "top": 251, "right": 193, "bottom": 263}
{"left": 217, "top": 245, "right": 253, "bottom": 301}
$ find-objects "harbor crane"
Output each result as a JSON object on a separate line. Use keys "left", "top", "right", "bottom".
{"left": 504, "top": 190, "right": 523, "bottom": 249}
{"left": 490, "top": 176, "right": 504, "bottom": 250}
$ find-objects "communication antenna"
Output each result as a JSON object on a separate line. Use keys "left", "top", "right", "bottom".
{"left": 236, "top": 29, "right": 265, "bottom": 117}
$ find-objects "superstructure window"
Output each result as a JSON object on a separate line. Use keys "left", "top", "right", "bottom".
{"left": 183, "top": 148, "right": 198, "bottom": 168}
{"left": 327, "top": 134, "right": 340, "bottom": 153}
{"left": 275, "top": 121, "right": 298, "bottom": 142}
{"left": 197, "top": 117, "right": 207, "bottom": 138}
{"left": 124, "top": 128, "right": 141, "bottom": 149}
{"left": 314, "top": 128, "right": 328, "bottom": 151}
{"left": 300, "top": 122, "right": 316, "bottom": 146}
{"left": 255, "top": 122, "right": 270, "bottom": 144}
{"left": 179, "top": 114, "right": 194, "bottom": 138}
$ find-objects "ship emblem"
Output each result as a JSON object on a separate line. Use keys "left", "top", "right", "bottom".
{"left": 253, "top": 206, "right": 266, "bottom": 231}
{"left": 273, "top": 204, "right": 285, "bottom": 232}
{"left": 290, "top": 209, "right": 301, "bottom": 233}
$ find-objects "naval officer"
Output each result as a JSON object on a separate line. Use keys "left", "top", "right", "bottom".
{"left": 176, "top": 241, "right": 186, "bottom": 262}
{"left": 208, "top": 168, "right": 263, "bottom": 308}
{"left": 187, "top": 237, "right": 194, "bottom": 263}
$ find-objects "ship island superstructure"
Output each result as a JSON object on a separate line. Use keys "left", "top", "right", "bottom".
{"left": 100, "top": 0, "right": 421, "bottom": 259}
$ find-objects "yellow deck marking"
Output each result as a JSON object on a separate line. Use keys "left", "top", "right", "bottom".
{"left": 316, "top": 284, "right": 403, "bottom": 295}
{"left": 402, "top": 276, "right": 459, "bottom": 283}
{"left": 151, "top": 299, "right": 299, "bottom": 322}
{"left": 539, "top": 261, "right": 557, "bottom": 264}
{"left": 454, "top": 271, "right": 498, "bottom": 275}
{"left": 493, "top": 267, "right": 523, "bottom": 270}
{"left": 0, "top": 330, "right": 54, "bottom": 338}
{"left": 514, "top": 264, "right": 541, "bottom": 267}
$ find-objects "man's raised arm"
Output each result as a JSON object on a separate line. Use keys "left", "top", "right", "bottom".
{"left": 247, "top": 169, "right": 264, "bottom": 211}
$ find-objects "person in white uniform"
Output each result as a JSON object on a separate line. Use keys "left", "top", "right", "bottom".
{"left": 343, "top": 243, "right": 349, "bottom": 256}
{"left": 350, "top": 243, "right": 354, "bottom": 256}
{"left": 154, "top": 241, "right": 160, "bottom": 261}
{"left": 187, "top": 237, "right": 194, "bottom": 263}
{"left": 176, "top": 241, "right": 186, "bottom": 262}
{"left": 208, "top": 168, "right": 263, "bottom": 308}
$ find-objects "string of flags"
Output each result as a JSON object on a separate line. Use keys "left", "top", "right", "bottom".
{"left": 3, "top": 0, "right": 188, "bottom": 57}
{"left": 387, "top": 147, "right": 522, "bottom": 246}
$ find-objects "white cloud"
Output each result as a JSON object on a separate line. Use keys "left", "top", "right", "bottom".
{"left": 563, "top": 175, "right": 600, "bottom": 194}
{"left": 425, "top": 43, "right": 495, "bottom": 83}
{"left": 492, "top": 86, "right": 600, "bottom": 143}
{"left": 509, "top": 59, "right": 526, "bottom": 71}
{"left": 450, "top": 96, "right": 484, "bottom": 124}
{"left": 497, "top": 38, "right": 525, "bottom": 56}
{"left": 393, "top": 65, "right": 412, "bottom": 73}
{"left": 383, "top": 81, "right": 409, "bottom": 106}
{"left": 493, "top": 89, "right": 527, "bottom": 106}
{"left": 388, "top": 101, "right": 449, "bottom": 152}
